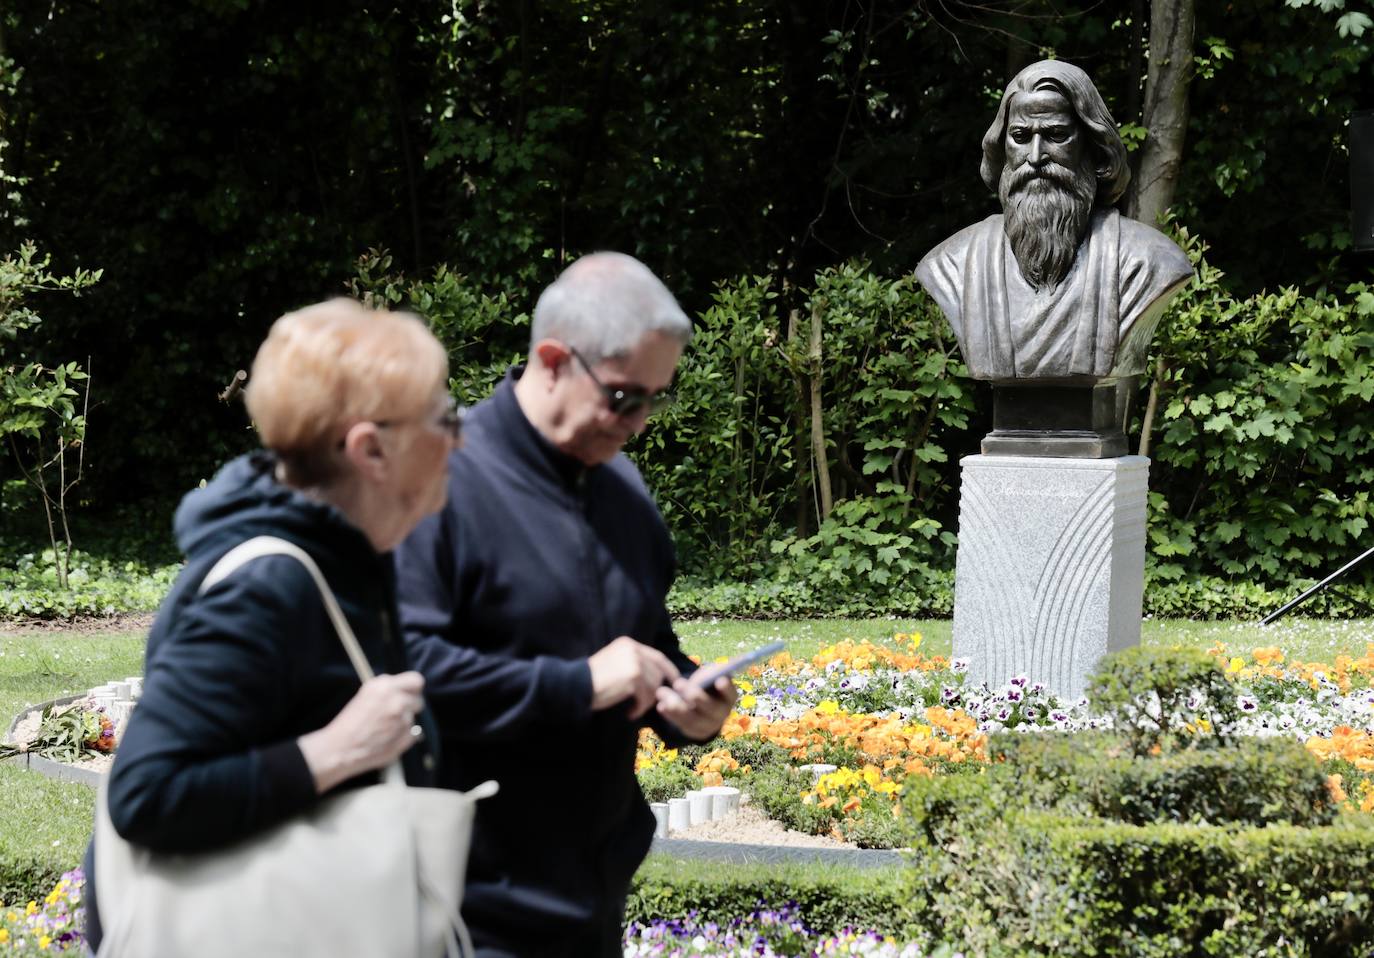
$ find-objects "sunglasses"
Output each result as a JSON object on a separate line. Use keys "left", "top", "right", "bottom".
{"left": 569, "top": 347, "right": 675, "bottom": 417}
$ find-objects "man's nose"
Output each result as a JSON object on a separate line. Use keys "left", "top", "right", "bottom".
{"left": 1027, "top": 135, "right": 1048, "bottom": 168}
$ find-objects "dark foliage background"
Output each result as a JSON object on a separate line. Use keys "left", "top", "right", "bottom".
{"left": 2, "top": 0, "right": 1372, "bottom": 608}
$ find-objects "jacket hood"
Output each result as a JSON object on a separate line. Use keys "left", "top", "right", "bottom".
{"left": 173, "top": 451, "right": 374, "bottom": 563}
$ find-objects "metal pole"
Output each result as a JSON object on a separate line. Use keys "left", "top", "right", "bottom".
{"left": 1260, "top": 545, "right": 1374, "bottom": 625}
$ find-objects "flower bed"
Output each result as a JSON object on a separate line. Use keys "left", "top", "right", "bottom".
{"left": 639, "top": 635, "right": 1374, "bottom": 845}
{"left": 622, "top": 907, "right": 955, "bottom": 957}
{"left": 0, "top": 870, "right": 84, "bottom": 954}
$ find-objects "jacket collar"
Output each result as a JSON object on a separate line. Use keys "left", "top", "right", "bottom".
{"left": 490, "top": 367, "right": 591, "bottom": 490}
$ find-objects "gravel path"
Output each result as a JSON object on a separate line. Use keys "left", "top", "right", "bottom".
{"left": 671, "top": 802, "right": 853, "bottom": 848}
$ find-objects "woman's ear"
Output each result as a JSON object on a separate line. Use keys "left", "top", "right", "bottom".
{"left": 339, "top": 421, "right": 388, "bottom": 481}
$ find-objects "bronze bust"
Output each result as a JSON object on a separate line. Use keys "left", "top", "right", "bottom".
{"left": 916, "top": 60, "right": 1192, "bottom": 457}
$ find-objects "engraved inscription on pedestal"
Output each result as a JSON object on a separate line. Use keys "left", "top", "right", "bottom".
{"left": 952, "top": 455, "right": 1148, "bottom": 698}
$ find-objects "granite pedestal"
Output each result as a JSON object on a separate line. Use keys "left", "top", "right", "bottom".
{"left": 951, "top": 454, "right": 1148, "bottom": 699}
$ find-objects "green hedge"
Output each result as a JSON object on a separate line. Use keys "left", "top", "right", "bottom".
{"left": 666, "top": 572, "right": 1374, "bottom": 621}
{"left": 990, "top": 733, "right": 1336, "bottom": 828}
{"left": 0, "top": 548, "right": 178, "bottom": 618}
{"left": 628, "top": 856, "right": 926, "bottom": 940}
{"left": 916, "top": 811, "right": 1374, "bottom": 958}
{"left": 668, "top": 572, "right": 954, "bottom": 620}
{"left": 0, "top": 856, "right": 69, "bottom": 913}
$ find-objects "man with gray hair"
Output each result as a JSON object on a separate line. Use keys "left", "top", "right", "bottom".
{"left": 916, "top": 59, "right": 1192, "bottom": 382}
{"left": 395, "top": 252, "right": 736, "bottom": 957}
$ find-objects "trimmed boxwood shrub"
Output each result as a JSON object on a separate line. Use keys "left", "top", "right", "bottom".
{"left": 628, "top": 856, "right": 929, "bottom": 940}
{"left": 0, "top": 855, "right": 69, "bottom": 913}
{"left": 1087, "top": 646, "right": 1240, "bottom": 754}
{"left": 912, "top": 810, "right": 1374, "bottom": 958}
{"left": 991, "top": 732, "right": 1337, "bottom": 827}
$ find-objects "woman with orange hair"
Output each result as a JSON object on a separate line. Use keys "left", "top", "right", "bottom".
{"left": 83, "top": 298, "right": 462, "bottom": 951}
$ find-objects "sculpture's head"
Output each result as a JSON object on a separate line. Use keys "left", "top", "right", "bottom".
{"left": 980, "top": 60, "right": 1131, "bottom": 290}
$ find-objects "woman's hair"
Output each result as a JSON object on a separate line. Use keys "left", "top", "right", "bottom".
{"left": 245, "top": 298, "right": 448, "bottom": 486}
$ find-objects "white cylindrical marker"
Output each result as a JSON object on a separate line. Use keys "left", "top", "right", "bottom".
{"left": 667, "top": 798, "right": 690, "bottom": 833}
{"left": 650, "top": 802, "right": 670, "bottom": 838}
{"left": 688, "top": 790, "right": 711, "bottom": 826}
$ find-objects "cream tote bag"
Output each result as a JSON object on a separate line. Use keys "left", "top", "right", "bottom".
{"left": 93, "top": 536, "right": 497, "bottom": 958}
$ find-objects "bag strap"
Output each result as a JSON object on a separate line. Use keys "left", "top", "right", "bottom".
{"left": 199, "top": 535, "right": 403, "bottom": 787}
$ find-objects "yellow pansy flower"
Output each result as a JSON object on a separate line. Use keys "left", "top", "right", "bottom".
{"left": 739, "top": 694, "right": 757, "bottom": 710}
{"left": 1227, "top": 656, "right": 1245, "bottom": 673}
{"left": 25, "top": 901, "right": 38, "bottom": 916}
{"left": 0, "top": 928, "right": 9, "bottom": 944}
{"left": 39, "top": 935, "right": 52, "bottom": 948}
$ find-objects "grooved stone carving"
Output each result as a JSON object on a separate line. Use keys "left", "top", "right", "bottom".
{"left": 952, "top": 454, "right": 1148, "bottom": 699}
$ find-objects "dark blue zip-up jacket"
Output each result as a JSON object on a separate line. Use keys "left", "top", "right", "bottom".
{"left": 394, "top": 369, "right": 696, "bottom": 954}
{"left": 86, "top": 451, "right": 438, "bottom": 948}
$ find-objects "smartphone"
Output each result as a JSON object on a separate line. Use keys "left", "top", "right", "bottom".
{"left": 689, "top": 640, "right": 785, "bottom": 689}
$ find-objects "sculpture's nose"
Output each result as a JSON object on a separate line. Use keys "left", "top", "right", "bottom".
{"left": 1027, "top": 134, "right": 1048, "bottom": 168}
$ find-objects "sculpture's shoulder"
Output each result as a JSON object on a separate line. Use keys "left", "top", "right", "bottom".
{"left": 916, "top": 214, "right": 1002, "bottom": 276}
{"left": 1115, "top": 213, "right": 1193, "bottom": 289}
{"left": 915, "top": 214, "right": 1003, "bottom": 323}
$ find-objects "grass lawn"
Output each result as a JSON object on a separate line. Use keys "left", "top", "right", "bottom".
{"left": 675, "top": 616, "right": 1374, "bottom": 664}
{"left": 0, "top": 631, "right": 146, "bottom": 726}
{"left": 0, "top": 630, "right": 146, "bottom": 894}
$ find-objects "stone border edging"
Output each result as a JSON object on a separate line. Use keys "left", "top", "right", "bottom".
{"left": 650, "top": 837, "right": 906, "bottom": 869}
{"left": 1, "top": 750, "right": 105, "bottom": 787}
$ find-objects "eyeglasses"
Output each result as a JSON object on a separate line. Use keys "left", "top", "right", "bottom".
{"left": 431, "top": 395, "right": 465, "bottom": 440}
{"left": 568, "top": 347, "right": 675, "bottom": 417}
{"left": 375, "top": 396, "right": 465, "bottom": 441}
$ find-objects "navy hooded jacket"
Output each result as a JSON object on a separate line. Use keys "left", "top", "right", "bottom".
{"left": 394, "top": 370, "right": 698, "bottom": 954}
{"left": 86, "top": 451, "right": 437, "bottom": 947}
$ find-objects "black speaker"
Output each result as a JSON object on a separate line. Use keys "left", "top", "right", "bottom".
{"left": 1354, "top": 110, "right": 1374, "bottom": 251}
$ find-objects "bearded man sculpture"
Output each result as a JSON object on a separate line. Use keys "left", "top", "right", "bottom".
{"left": 916, "top": 59, "right": 1192, "bottom": 458}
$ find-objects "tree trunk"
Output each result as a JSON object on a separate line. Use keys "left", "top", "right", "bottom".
{"left": 1137, "top": 356, "right": 1168, "bottom": 457}
{"left": 1126, "top": 0, "right": 1195, "bottom": 225}
{"left": 732, "top": 352, "right": 746, "bottom": 533}
{"left": 808, "top": 299, "right": 833, "bottom": 521}
{"left": 1125, "top": 0, "right": 1147, "bottom": 124}
{"left": 787, "top": 305, "right": 811, "bottom": 537}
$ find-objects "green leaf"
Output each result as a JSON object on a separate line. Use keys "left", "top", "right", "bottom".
{"left": 1336, "top": 11, "right": 1372, "bottom": 37}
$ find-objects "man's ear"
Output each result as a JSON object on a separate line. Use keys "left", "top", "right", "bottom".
{"left": 533, "top": 339, "right": 572, "bottom": 378}
{"left": 339, "top": 421, "right": 388, "bottom": 481}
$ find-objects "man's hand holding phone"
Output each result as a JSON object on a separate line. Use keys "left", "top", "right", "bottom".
{"left": 654, "top": 641, "right": 783, "bottom": 741}
{"left": 687, "top": 641, "right": 785, "bottom": 690}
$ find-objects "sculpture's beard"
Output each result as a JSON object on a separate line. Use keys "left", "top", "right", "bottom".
{"left": 999, "top": 157, "right": 1098, "bottom": 291}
